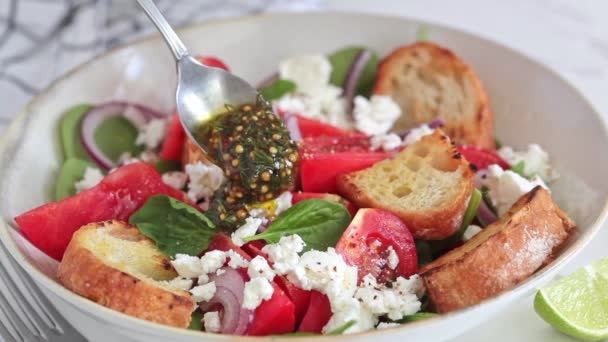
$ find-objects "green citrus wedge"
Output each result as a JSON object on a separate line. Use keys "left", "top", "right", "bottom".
{"left": 534, "top": 257, "right": 608, "bottom": 341}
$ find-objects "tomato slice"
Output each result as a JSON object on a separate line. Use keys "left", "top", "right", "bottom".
{"left": 206, "top": 233, "right": 252, "bottom": 261}
{"left": 292, "top": 192, "right": 357, "bottom": 217}
{"left": 197, "top": 56, "right": 230, "bottom": 71}
{"left": 274, "top": 276, "right": 311, "bottom": 327}
{"left": 295, "top": 115, "right": 353, "bottom": 138}
{"left": 15, "top": 162, "right": 189, "bottom": 260}
{"left": 159, "top": 113, "right": 185, "bottom": 161}
{"left": 248, "top": 282, "right": 296, "bottom": 336}
{"left": 242, "top": 240, "right": 268, "bottom": 260}
{"left": 336, "top": 208, "right": 417, "bottom": 284}
{"left": 302, "top": 135, "right": 372, "bottom": 153}
{"left": 456, "top": 145, "right": 509, "bottom": 170}
{"left": 297, "top": 290, "right": 332, "bottom": 334}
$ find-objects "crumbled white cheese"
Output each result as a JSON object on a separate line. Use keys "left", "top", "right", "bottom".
{"left": 138, "top": 150, "right": 159, "bottom": 163}
{"left": 248, "top": 208, "right": 268, "bottom": 218}
{"left": 74, "top": 167, "right": 104, "bottom": 193}
{"left": 216, "top": 268, "right": 226, "bottom": 276}
{"left": 231, "top": 217, "right": 265, "bottom": 246}
{"left": 172, "top": 254, "right": 205, "bottom": 278}
{"left": 197, "top": 274, "right": 210, "bottom": 285}
{"left": 161, "top": 277, "right": 193, "bottom": 291}
{"left": 376, "top": 322, "right": 400, "bottom": 330}
{"left": 200, "top": 250, "right": 227, "bottom": 274}
{"left": 402, "top": 124, "right": 434, "bottom": 146}
{"left": 248, "top": 256, "right": 276, "bottom": 281}
{"left": 190, "top": 281, "right": 216, "bottom": 303}
{"left": 498, "top": 144, "right": 558, "bottom": 181}
{"left": 225, "top": 249, "right": 250, "bottom": 269}
{"left": 387, "top": 246, "right": 399, "bottom": 270}
{"left": 477, "top": 164, "right": 549, "bottom": 215}
{"left": 162, "top": 171, "right": 188, "bottom": 190}
{"left": 463, "top": 225, "right": 483, "bottom": 241}
{"left": 323, "top": 297, "right": 377, "bottom": 334}
{"left": 203, "top": 311, "right": 221, "bottom": 333}
{"left": 274, "top": 191, "right": 293, "bottom": 216}
{"left": 135, "top": 118, "right": 167, "bottom": 150}
{"left": 262, "top": 235, "right": 305, "bottom": 274}
{"left": 354, "top": 274, "right": 422, "bottom": 320}
{"left": 370, "top": 133, "right": 402, "bottom": 151}
{"left": 353, "top": 95, "right": 401, "bottom": 136}
{"left": 185, "top": 161, "right": 225, "bottom": 202}
{"left": 274, "top": 86, "right": 349, "bottom": 129}
{"left": 243, "top": 277, "right": 274, "bottom": 310}
{"left": 279, "top": 54, "right": 332, "bottom": 94}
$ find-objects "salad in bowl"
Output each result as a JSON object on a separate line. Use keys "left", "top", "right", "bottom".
{"left": 12, "top": 39, "right": 576, "bottom": 337}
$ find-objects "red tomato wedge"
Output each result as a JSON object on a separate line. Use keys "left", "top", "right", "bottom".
{"left": 301, "top": 136, "right": 392, "bottom": 193}
{"left": 297, "top": 290, "right": 332, "bottom": 333}
{"left": 207, "top": 235, "right": 296, "bottom": 336}
{"left": 159, "top": 113, "right": 185, "bottom": 161}
{"left": 292, "top": 192, "right": 357, "bottom": 217}
{"left": 295, "top": 115, "right": 353, "bottom": 138}
{"left": 15, "top": 163, "right": 189, "bottom": 260}
{"left": 242, "top": 240, "right": 268, "bottom": 260}
{"left": 274, "top": 276, "right": 311, "bottom": 327}
{"left": 336, "top": 208, "right": 417, "bottom": 284}
{"left": 457, "top": 145, "right": 510, "bottom": 170}
{"left": 197, "top": 56, "right": 230, "bottom": 71}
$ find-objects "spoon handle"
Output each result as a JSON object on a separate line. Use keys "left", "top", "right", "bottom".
{"left": 136, "top": 0, "right": 189, "bottom": 61}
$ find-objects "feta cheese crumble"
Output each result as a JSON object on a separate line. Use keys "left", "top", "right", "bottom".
{"left": 231, "top": 217, "right": 265, "bottom": 246}
{"left": 160, "top": 277, "right": 193, "bottom": 291}
{"left": 172, "top": 254, "right": 204, "bottom": 278}
{"left": 274, "top": 191, "right": 293, "bottom": 216}
{"left": 225, "top": 250, "right": 250, "bottom": 269}
{"left": 161, "top": 171, "right": 188, "bottom": 190}
{"left": 248, "top": 256, "right": 276, "bottom": 281}
{"left": 135, "top": 118, "right": 167, "bottom": 150}
{"left": 462, "top": 225, "right": 483, "bottom": 241}
{"left": 200, "top": 250, "right": 227, "bottom": 274}
{"left": 185, "top": 161, "right": 225, "bottom": 202}
{"left": 353, "top": 95, "right": 401, "bottom": 136}
{"left": 370, "top": 133, "right": 402, "bottom": 151}
{"left": 279, "top": 54, "right": 332, "bottom": 94}
{"left": 477, "top": 164, "right": 549, "bottom": 215}
{"left": 498, "top": 144, "right": 558, "bottom": 181}
{"left": 387, "top": 246, "right": 399, "bottom": 270}
{"left": 262, "top": 235, "right": 305, "bottom": 274}
{"left": 376, "top": 322, "right": 400, "bottom": 329}
{"left": 203, "top": 311, "right": 221, "bottom": 333}
{"left": 402, "top": 124, "right": 435, "bottom": 146}
{"left": 190, "top": 281, "right": 216, "bottom": 302}
{"left": 243, "top": 277, "right": 274, "bottom": 310}
{"left": 74, "top": 167, "right": 104, "bottom": 193}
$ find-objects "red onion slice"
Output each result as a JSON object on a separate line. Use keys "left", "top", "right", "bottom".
{"left": 257, "top": 72, "right": 279, "bottom": 89}
{"left": 343, "top": 49, "right": 372, "bottom": 116}
{"left": 80, "top": 102, "right": 165, "bottom": 169}
{"left": 201, "top": 267, "right": 251, "bottom": 335}
{"left": 476, "top": 199, "right": 498, "bottom": 226}
{"left": 282, "top": 112, "right": 302, "bottom": 141}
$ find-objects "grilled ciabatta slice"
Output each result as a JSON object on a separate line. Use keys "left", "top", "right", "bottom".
{"left": 420, "top": 187, "right": 575, "bottom": 313}
{"left": 374, "top": 42, "right": 494, "bottom": 149}
{"left": 57, "top": 221, "right": 195, "bottom": 328}
{"left": 337, "top": 129, "right": 475, "bottom": 240}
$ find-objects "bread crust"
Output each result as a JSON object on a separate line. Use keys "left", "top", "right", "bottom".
{"left": 337, "top": 130, "right": 475, "bottom": 240}
{"left": 57, "top": 221, "right": 195, "bottom": 328}
{"left": 374, "top": 42, "right": 495, "bottom": 149}
{"left": 419, "top": 187, "right": 575, "bottom": 313}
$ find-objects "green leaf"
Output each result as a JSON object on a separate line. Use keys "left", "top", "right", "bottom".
{"left": 277, "top": 332, "right": 319, "bottom": 337}
{"left": 397, "top": 312, "right": 438, "bottom": 323}
{"left": 244, "top": 199, "right": 351, "bottom": 252}
{"left": 416, "top": 25, "right": 431, "bottom": 41}
{"left": 494, "top": 138, "right": 503, "bottom": 149}
{"left": 329, "top": 47, "right": 379, "bottom": 97}
{"left": 129, "top": 195, "right": 216, "bottom": 258}
{"left": 259, "top": 79, "right": 296, "bottom": 101}
{"left": 511, "top": 161, "right": 526, "bottom": 177}
{"left": 188, "top": 310, "right": 204, "bottom": 331}
{"left": 94, "top": 116, "right": 143, "bottom": 162}
{"left": 59, "top": 104, "right": 94, "bottom": 162}
{"left": 153, "top": 159, "right": 182, "bottom": 174}
{"left": 415, "top": 240, "right": 433, "bottom": 266}
{"left": 54, "top": 158, "right": 101, "bottom": 201}
{"left": 459, "top": 188, "right": 482, "bottom": 232}
{"left": 328, "top": 320, "right": 357, "bottom": 334}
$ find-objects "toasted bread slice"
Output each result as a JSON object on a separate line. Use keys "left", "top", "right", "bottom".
{"left": 420, "top": 187, "right": 575, "bottom": 313}
{"left": 57, "top": 221, "right": 195, "bottom": 328}
{"left": 374, "top": 42, "right": 494, "bottom": 149}
{"left": 337, "top": 129, "right": 475, "bottom": 240}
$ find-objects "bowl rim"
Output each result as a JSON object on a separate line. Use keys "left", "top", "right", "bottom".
{"left": 1, "top": 10, "right": 607, "bottom": 341}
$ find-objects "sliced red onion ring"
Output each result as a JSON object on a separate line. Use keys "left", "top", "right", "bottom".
{"left": 343, "top": 49, "right": 372, "bottom": 116}
{"left": 282, "top": 112, "right": 302, "bottom": 141}
{"left": 396, "top": 117, "right": 445, "bottom": 138}
{"left": 256, "top": 72, "right": 279, "bottom": 89}
{"left": 201, "top": 267, "right": 251, "bottom": 335}
{"left": 80, "top": 102, "right": 165, "bottom": 169}
{"left": 476, "top": 199, "right": 498, "bottom": 226}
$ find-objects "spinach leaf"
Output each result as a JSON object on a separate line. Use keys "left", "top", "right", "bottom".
{"left": 328, "top": 320, "right": 357, "bottom": 334}
{"left": 416, "top": 25, "right": 431, "bottom": 42}
{"left": 459, "top": 188, "right": 482, "bottom": 234}
{"left": 54, "top": 158, "right": 101, "bottom": 201}
{"left": 129, "top": 195, "right": 216, "bottom": 258}
{"left": 188, "top": 310, "right": 204, "bottom": 331}
{"left": 153, "top": 159, "right": 182, "bottom": 174}
{"left": 396, "top": 312, "right": 438, "bottom": 323}
{"left": 244, "top": 199, "right": 351, "bottom": 252}
{"left": 277, "top": 332, "right": 318, "bottom": 337}
{"left": 94, "top": 116, "right": 142, "bottom": 162}
{"left": 260, "top": 79, "right": 296, "bottom": 101}
{"left": 510, "top": 161, "right": 526, "bottom": 178}
{"left": 60, "top": 104, "right": 94, "bottom": 162}
{"left": 415, "top": 240, "right": 433, "bottom": 266}
{"left": 329, "top": 47, "right": 379, "bottom": 97}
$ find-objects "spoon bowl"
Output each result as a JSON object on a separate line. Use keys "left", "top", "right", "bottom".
{"left": 137, "top": 0, "right": 258, "bottom": 153}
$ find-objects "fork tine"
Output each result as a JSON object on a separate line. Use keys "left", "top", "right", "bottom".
{"left": 0, "top": 289, "right": 28, "bottom": 342}
{"left": 0, "top": 241, "right": 63, "bottom": 334}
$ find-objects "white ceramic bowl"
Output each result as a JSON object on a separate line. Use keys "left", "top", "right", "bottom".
{"left": 1, "top": 12, "right": 607, "bottom": 342}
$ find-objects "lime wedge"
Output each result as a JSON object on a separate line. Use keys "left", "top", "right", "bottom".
{"left": 534, "top": 257, "right": 608, "bottom": 341}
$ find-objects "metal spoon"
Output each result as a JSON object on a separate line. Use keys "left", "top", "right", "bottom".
{"left": 137, "top": 0, "right": 257, "bottom": 153}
